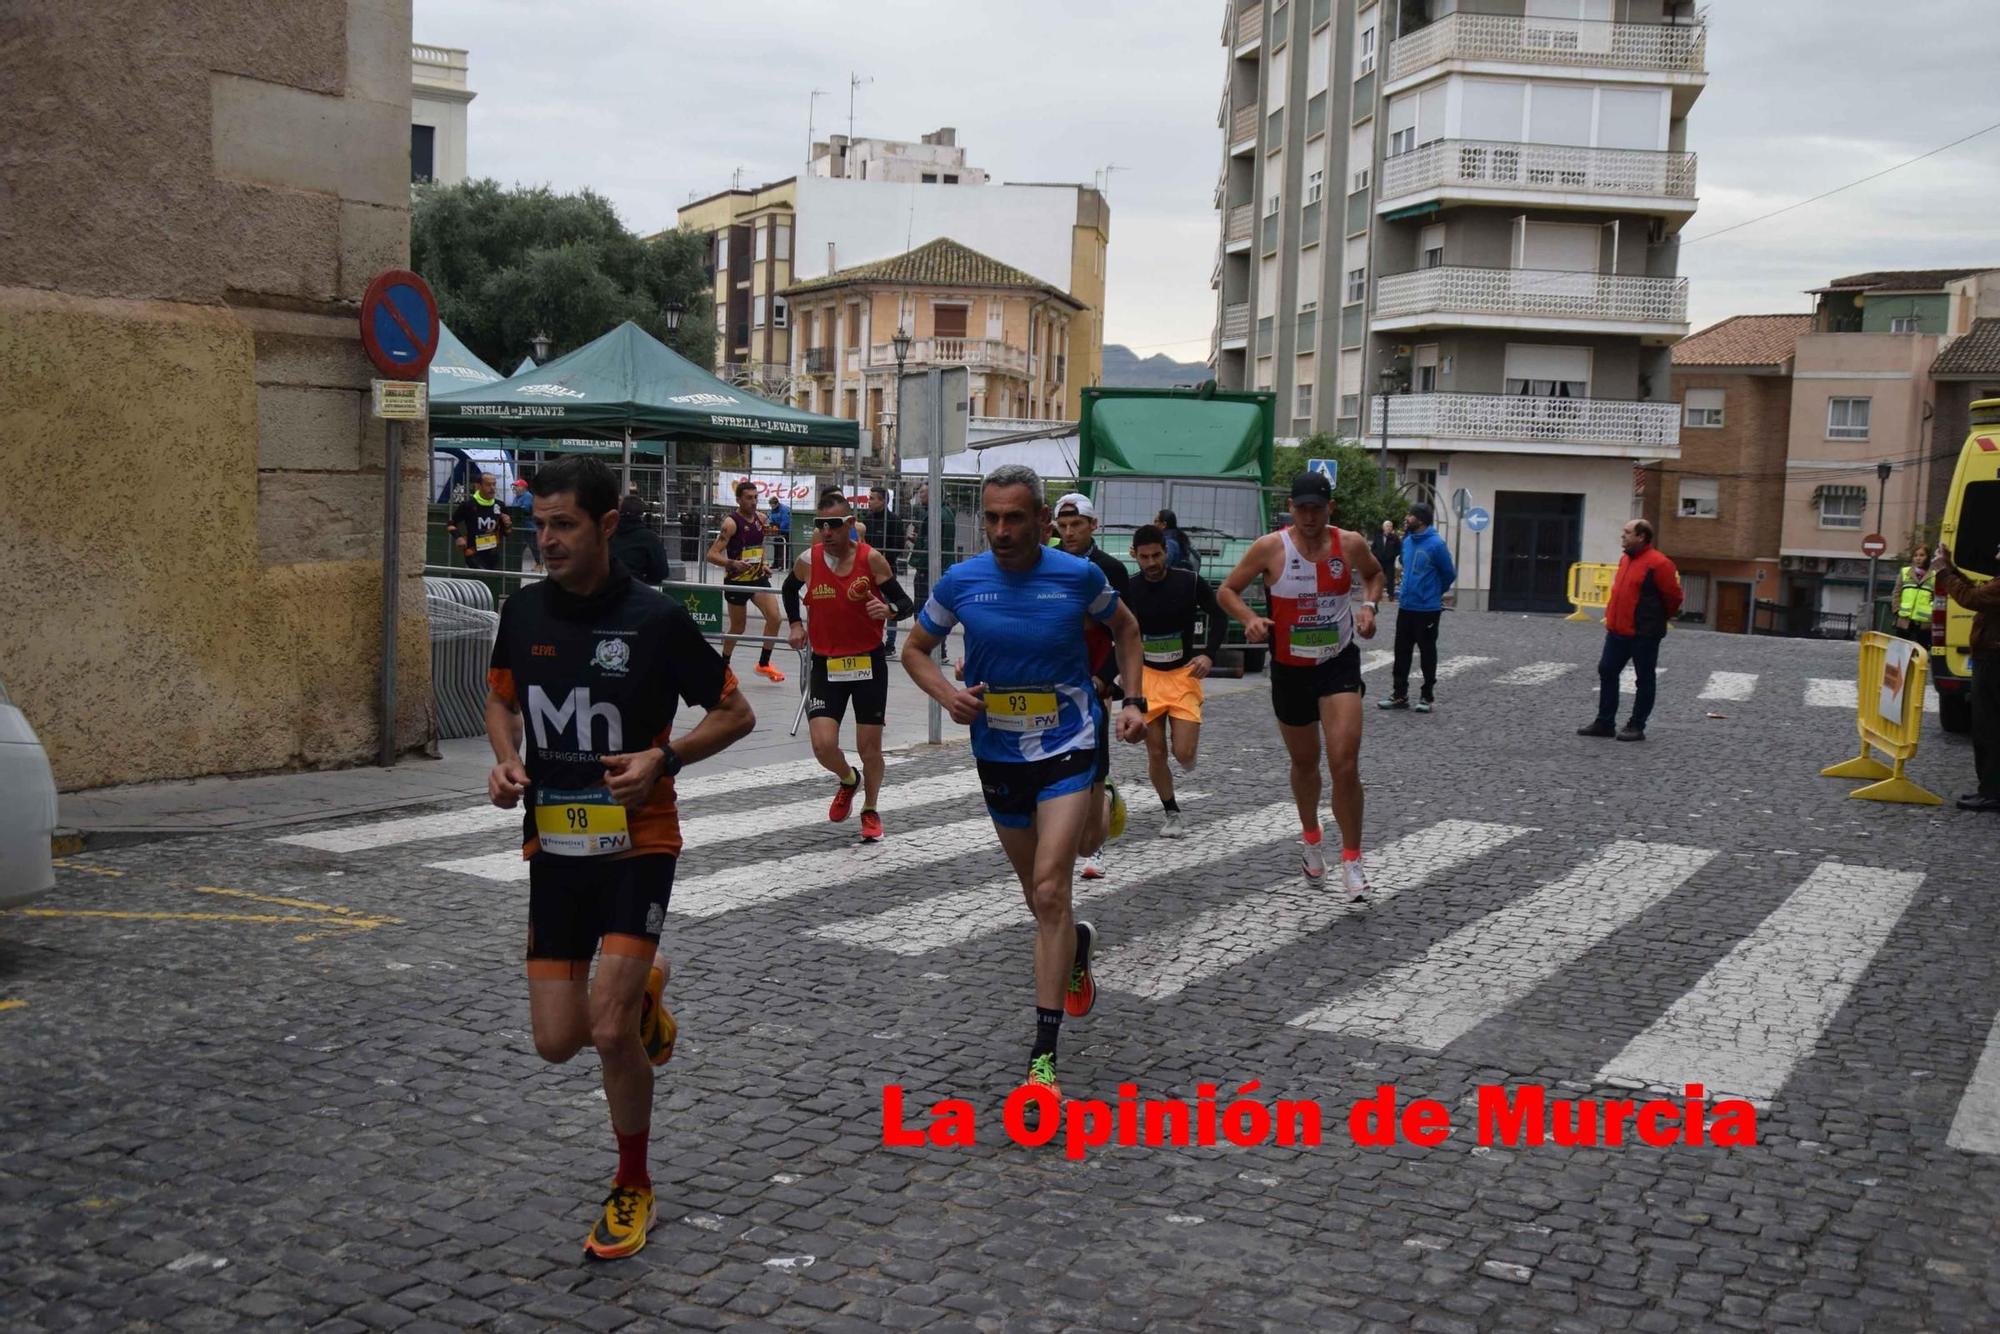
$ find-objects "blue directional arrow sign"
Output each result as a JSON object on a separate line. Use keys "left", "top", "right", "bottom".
{"left": 1464, "top": 506, "right": 1492, "bottom": 533}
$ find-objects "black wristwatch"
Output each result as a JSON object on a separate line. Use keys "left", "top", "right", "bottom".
{"left": 654, "top": 744, "right": 684, "bottom": 778}
{"left": 1120, "top": 697, "right": 1148, "bottom": 713}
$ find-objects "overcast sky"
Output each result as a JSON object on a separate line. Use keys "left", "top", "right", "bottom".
{"left": 420, "top": 0, "right": 2000, "bottom": 363}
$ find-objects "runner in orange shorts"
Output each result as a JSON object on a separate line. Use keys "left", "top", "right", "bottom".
{"left": 1124, "top": 524, "right": 1226, "bottom": 837}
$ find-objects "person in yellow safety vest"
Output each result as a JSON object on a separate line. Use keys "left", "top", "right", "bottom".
{"left": 1894, "top": 545, "right": 1934, "bottom": 646}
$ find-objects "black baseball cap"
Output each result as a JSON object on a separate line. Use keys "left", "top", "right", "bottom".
{"left": 1408, "top": 501, "right": 1434, "bottom": 526}
{"left": 1289, "top": 472, "right": 1333, "bottom": 504}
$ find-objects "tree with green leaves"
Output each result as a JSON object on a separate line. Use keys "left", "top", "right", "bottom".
{"left": 1273, "top": 434, "right": 1407, "bottom": 534}
{"left": 410, "top": 179, "right": 715, "bottom": 371}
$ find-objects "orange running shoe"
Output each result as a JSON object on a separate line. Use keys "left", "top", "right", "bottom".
{"left": 755, "top": 662, "right": 786, "bottom": 683}
{"left": 1064, "top": 920, "right": 1098, "bottom": 1018}
{"left": 828, "top": 774, "right": 859, "bottom": 823}
{"left": 859, "top": 809, "right": 884, "bottom": 842}
{"left": 582, "top": 1184, "right": 655, "bottom": 1261}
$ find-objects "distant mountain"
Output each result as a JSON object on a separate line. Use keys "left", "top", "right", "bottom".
{"left": 1099, "top": 344, "right": 1211, "bottom": 390}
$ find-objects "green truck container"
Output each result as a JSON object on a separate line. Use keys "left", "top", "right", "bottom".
{"left": 1074, "top": 385, "right": 1278, "bottom": 673}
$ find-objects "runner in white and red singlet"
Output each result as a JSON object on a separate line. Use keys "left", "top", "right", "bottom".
{"left": 1217, "top": 471, "right": 1385, "bottom": 900}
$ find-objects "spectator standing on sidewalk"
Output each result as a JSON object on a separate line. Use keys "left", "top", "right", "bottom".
{"left": 1378, "top": 503, "right": 1455, "bottom": 712}
{"left": 1894, "top": 546, "right": 1934, "bottom": 647}
{"left": 510, "top": 477, "right": 542, "bottom": 573}
{"left": 1578, "top": 519, "right": 1682, "bottom": 743}
{"left": 1931, "top": 542, "right": 2000, "bottom": 812}
{"left": 867, "top": 485, "right": 906, "bottom": 655}
{"left": 611, "top": 495, "right": 672, "bottom": 586}
{"left": 1372, "top": 520, "right": 1404, "bottom": 600}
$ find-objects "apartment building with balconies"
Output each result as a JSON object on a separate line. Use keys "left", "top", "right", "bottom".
{"left": 1210, "top": 0, "right": 1705, "bottom": 611}
{"left": 677, "top": 179, "right": 800, "bottom": 402}
{"left": 782, "top": 238, "right": 1082, "bottom": 460}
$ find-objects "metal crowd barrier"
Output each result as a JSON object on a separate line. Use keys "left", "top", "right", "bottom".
{"left": 423, "top": 576, "right": 500, "bottom": 740}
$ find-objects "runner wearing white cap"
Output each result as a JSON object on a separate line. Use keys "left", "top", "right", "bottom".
{"left": 1053, "top": 493, "right": 1131, "bottom": 878}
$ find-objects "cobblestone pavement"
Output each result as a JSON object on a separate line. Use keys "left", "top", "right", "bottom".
{"left": 4, "top": 613, "right": 1998, "bottom": 1332}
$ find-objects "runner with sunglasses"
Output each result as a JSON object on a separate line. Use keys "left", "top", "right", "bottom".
{"left": 783, "top": 489, "right": 916, "bottom": 839}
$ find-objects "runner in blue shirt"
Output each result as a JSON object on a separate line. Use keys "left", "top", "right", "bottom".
{"left": 903, "top": 464, "right": 1146, "bottom": 1098}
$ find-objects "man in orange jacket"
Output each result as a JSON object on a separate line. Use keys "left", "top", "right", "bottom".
{"left": 1578, "top": 518, "right": 1682, "bottom": 742}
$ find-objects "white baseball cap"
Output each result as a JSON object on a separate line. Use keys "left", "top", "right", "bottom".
{"left": 1054, "top": 492, "right": 1097, "bottom": 521}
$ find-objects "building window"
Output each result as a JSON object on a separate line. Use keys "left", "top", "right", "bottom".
{"left": 1684, "top": 388, "right": 1725, "bottom": 428}
{"left": 922, "top": 173, "right": 938, "bottom": 183}
{"left": 775, "top": 223, "right": 792, "bottom": 260}
{"left": 1890, "top": 315, "right": 1922, "bottom": 333}
{"left": 1827, "top": 397, "right": 1871, "bottom": 440}
{"left": 753, "top": 295, "right": 767, "bottom": 329}
{"left": 1389, "top": 127, "right": 1415, "bottom": 157}
{"left": 1265, "top": 192, "right": 1281, "bottom": 217}
{"left": 1414, "top": 345, "right": 1439, "bottom": 393}
{"left": 716, "top": 232, "right": 728, "bottom": 271}
{"left": 1341, "top": 393, "right": 1360, "bottom": 418}
{"left": 1357, "top": 26, "right": 1376, "bottom": 76}
{"left": 754, "top": 226, "right": 769, "bottom": 263}
{"left": 773, "top": 295, "right": 788, "bottom": 330}
{"left": 944, "top": 173, "right": 959, "bottom": 184}
{"left": 1351, "top": 166, "right": 1370, "bottom": 193}
{"left": 1677, "top": 477, "right": 1719, "bottom": 519}
{"left": 1817, "top": 486, "right": 1866, "bottom": 529}
{"left": 1297, "top": 381, "right": 1314, "bottom": 419}
{"left": 1346, "top": 268, "right": 1367, "bottom": 303}
{"left": 1306, "top": 169, "right": 1324, "bottom": 205}
{"left": 409, "top": 124, "right": 435, "bottom": 183}
{"left": 1420, "top": 223, "right": 1445, "bottom": 270}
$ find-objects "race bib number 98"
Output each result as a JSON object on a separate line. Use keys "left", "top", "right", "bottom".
{"left": 534, "top": 786, "right": 631, "bottom": 857}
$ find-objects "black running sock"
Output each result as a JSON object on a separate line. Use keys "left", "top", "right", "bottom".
{"left": 758, "top": 645, "right": 774, "bottom": 667}
{"left": 1073, "top": 923, "right": 1092, "bottom": 970}
{"left": 1162, "top": 797, "right": 1179, "bottom": 813}
{"left": 1032, "top": 1006, "right": 1063, "bottom": 1060}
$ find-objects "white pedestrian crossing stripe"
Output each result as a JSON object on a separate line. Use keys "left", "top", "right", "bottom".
{"left": 1805, "top": 678, "right": 1858, "bottom": 709}
{"left": 1699, "top": 671, "right": 1758, "bottom": 702}
{"left": 1494, "top": 661, "right": 1576, "bottom": 687}
{"left": 677, "top": 812, "right": 1003, "bottom": 918}
{"left": 1289, "top": 841, "right": 1715, "bottom": 1050}
{"left": 274, "top": 755, "right": 915, "bottom": 853}
{"left": 428, "top": 767, "right": 983, "bottom": 883}
{"left": 1595, "top": 861, "right": 1923, "bottom": 1103}
{"left": 1097, "top": 820, "right": 1532, "bottom": 1001}
{"left": 1361, "top": 650, "right": 1393, "bottom": 674}
{"left": 1434, "top": 656, "right": 1497, "bottom": 680}
{"left": 810, "top": 794, "right": 1266, "bottom": 956}
{"left": 1947, "top": 1013, "right": 2000, "bottom": 1155}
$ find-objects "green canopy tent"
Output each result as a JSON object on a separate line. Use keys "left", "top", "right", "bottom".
{"left": 429, "top": 322, "right": 507, "bottom": 393}
{"left": 429, "top": 320, "right": 859, "bottom": 482}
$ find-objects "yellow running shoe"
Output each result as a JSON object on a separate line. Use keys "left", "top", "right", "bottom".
{"left": 1106, "top": 779, "right": 1128, "bottom": 841}
{"left": 640, "top": 966, "right": 676, "bottom": 1067}
{"left": 583, "top": 1184, "right": 655, "bottom": 1261}
{"left": 1025, "top": 1052, "right": 1060, "bottom": 1101}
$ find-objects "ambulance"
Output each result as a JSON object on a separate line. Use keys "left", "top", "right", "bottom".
{"left": 1932, "top": 399, "right": 2000, "bottom": 733}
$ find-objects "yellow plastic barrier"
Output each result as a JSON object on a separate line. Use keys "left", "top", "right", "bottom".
{"left": 1564, "top": 562, "right": 1618, "bottom": 622}
{"left": 1819, "top": 630, "right": 1943, "bottom": 806}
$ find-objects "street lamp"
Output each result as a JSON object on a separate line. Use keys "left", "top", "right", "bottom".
{"left": 660, "top": 299, "right": 688, "bottom": 572}
{"left": 1376, "top": 364, "right": 1401, "bottom": 497}
{"left": 1867, "top": 459, "right": 1893, "bottom": 628}
{"left": 662, "top": 298, "right": 685, "bottom": 335}
{"left": 891, "top": 326, "right": 912, "bottom": 471}
{"left": 530, "top": 330, "right": 552, "bottom": 363}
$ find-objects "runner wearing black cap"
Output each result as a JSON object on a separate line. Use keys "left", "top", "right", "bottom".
{"left": 1216, "top": 470, "right": 1385, "bottom": 899}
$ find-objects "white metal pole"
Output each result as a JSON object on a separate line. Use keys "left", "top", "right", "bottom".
{"left": 927, "top": 367, "right": 944, "bottom": 745}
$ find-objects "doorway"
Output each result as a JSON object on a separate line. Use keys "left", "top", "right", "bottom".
{"left": 1490, "top": 491, "right": 1583, "bottom": 613}
{"left": 1714, "top": 579, "right": 1751, "bottom": 635}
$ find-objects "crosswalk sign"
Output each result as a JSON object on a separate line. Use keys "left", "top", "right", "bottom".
{"left": 1307, "top": 458, "right": 1338, "bottom": 487}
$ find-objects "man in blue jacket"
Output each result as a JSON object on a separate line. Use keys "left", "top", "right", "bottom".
{"left": 1379, "top": 502, "right": 1457, "bottom": 713}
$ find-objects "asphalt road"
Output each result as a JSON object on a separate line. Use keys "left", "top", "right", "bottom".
{"left": 4, "top": 613, "right": 1996, "bottom": 1332}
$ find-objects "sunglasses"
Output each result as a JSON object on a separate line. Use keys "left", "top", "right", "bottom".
{"left": 812, "top": 516, "right": 849, "bottom": 530}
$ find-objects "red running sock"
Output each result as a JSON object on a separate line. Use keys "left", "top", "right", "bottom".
{"left": 615, "top": 1128, "right": 650, "bottom": 1189}
{"left": 1342, "top": 848, "right": 1362, "bottom": 863}
{"left": 1301, "top": 827, "right": 1323, "bottom": 845}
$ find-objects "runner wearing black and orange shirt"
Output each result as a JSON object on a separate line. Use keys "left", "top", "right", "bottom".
{"left": 485, "top": 456, "right": 754, "bottom": 1262}
{"left": 783, "top": 489, "right": 915, "bottom": 842}
{"left": 450, "top": 471, "right": 512, "bottom": 570}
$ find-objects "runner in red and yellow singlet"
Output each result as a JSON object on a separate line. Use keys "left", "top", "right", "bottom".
{"left": 1217, "top": 471, "right": 1385, "bottom": 901}
{"left": 783, "top": 488, "right": 915, "bottom": 841}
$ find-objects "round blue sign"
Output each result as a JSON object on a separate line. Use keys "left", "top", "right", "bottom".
{"left": 1464, "top": 506, "right": 1492, "bottom": 532}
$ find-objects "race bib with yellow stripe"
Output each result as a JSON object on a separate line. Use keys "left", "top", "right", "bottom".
{"left": 533, "top": 786, "right": 631, "bottom": 857}
{"left": 985, "top": 686, "right": 1060, "bottom": 734}
{"left": 826, "top": 654, "right": 874, "bottom": 682}
{"left": 474, "top": 533, "right": 498, "bottom": 551}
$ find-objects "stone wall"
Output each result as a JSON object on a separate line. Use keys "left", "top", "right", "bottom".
{"left": 0, "top": 0, "right": 431, "bottom": 790}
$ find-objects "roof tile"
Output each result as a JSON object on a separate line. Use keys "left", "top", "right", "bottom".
{"left": 1671, "top": 314, "right": 1813, "bottom": 367}
{"left": 1931, "top": 318, "right": 2000, "bottom": 377}
{"left": 781, "top": 237, "right": 1082, "bottom": 306}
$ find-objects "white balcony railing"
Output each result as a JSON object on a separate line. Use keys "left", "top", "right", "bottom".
{"left": 1375, "top": 266, "right": 1689, "bottom": 328}
{"left": 1226, "top": 203, "right": 1254, "bottom": 246}
{"left": 866, "top": 337, "right": 1029, "bottom": 376}
{"left": 1387, "top": 12, "right": 1706, "bottom": 83}
{"left": 1379, "top": 140, "right": 1697, "bottom": 206}
{"left": 411, "top": 43, "right": 470, "bottom": 87}
{"left": 1371, "top": 392, "right": 1681, "bottom": 450}
{"left": 1221, "top": 303, "right": 1250, "bottom": 340}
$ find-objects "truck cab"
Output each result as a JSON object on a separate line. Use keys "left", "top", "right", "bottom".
{"left": 1075, "top": 385, "right": 1277, "bottom": 672}
{"left": 1933, "top": 398, "right": 2000, "bottom": 733}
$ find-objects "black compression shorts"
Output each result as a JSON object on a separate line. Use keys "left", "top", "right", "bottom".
{"left": 1269, "top": 643, "right": 1365, "bottom": 728}
{"left": 525, "top": 853, "right": 676, "bottom": 978}
{"left": 808, "top": 647, "right": 890, "bottom": 726}
{"left": 724, "top": 576, "right": 773, "bottom": 606}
